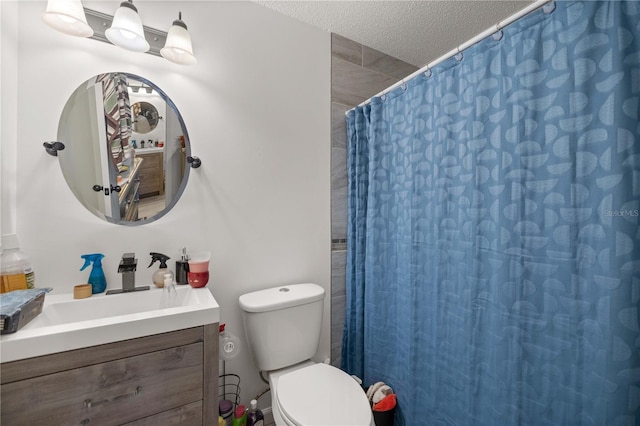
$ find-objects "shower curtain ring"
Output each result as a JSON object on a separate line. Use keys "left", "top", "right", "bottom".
{"left": 493, "top": 23, "right": 504, "bottom": 41}
{"left": 455, "top": 47, "right": 464, "bottom": 61}
{"left": 543, "top": 1, "right": 556, "bottom": 14}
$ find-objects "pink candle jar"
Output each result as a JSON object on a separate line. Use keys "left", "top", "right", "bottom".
{"left": 188, "top": 271, "right": 209, "bottom": 288}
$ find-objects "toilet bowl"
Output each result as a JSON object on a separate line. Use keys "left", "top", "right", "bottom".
{"left": 239, "top": 284, "right": 373, "bottom": 426}
{"left": 269, "top": 361, "right": 372, "bottom": 426}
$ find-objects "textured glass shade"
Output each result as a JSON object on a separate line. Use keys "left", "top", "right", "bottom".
{"left": 160, "top": 16, "right": 197, "bottom": 65}
{"left": 41, "top": 0, "right": 93, "bottom": 37}
{"left": 105, "top": 1, "right": 149, "bottom": 53}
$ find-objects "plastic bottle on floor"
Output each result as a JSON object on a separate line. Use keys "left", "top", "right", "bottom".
{"left": 231, "top": 404, "right": 246, "bottom": 426}
{"left": 246, "top": 399, "right": 264, "bottom": 426}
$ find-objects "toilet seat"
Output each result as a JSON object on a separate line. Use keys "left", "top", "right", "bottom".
{"left": 275, "top": 363, "right": 372, "bottom": 426}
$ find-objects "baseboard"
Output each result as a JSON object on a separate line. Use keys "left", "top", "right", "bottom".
{"left": 262, "top": 406, "right": 275, "bottom": 425}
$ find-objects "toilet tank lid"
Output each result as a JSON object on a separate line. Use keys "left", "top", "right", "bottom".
{"left": 239, "top": 283, "right": 325, "bottom": 313}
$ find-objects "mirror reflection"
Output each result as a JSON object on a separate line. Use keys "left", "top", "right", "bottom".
{"left": 57, "top": 73, "right": 190, "bottom": 225}
{"left": 132, "top": 101, "right": 160, "bottom": 134}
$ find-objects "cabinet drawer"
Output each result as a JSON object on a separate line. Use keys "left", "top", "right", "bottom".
{"left": 139, "top": 177, "right": 162, "bottom": 188}
{"left": 1, "top": 343, "right": 203, "bottom": 426}
{"left": 138, "top": 153, "right": 163, "bottom": 170}
{"left": 139, "top": 159, "right": 162, "bottom": 169}
{"left": 123, "top": 401, "right": 203, "bottom": 425}
{"left": 137, "top": 152, "right": 164, "bottom": 196}
{"left": 138, "top": 181, "right": 163, "bottom": 197}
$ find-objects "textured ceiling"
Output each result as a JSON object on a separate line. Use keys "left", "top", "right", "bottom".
{"left": 254, "top": 1, "right": 535, "bottom": 67}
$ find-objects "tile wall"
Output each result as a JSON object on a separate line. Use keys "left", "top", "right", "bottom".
{"left": 330, "top": 34, "right": 418, "bottom": 366}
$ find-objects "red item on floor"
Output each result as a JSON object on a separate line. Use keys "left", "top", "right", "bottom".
{"left": 373, "top": 393, "right": 397, "bottom": 411}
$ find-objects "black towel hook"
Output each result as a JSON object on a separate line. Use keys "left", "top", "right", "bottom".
{"left": 92, "top": 184, "right": 121, "bottom": 196}
{"left": 187, "top": 156, "right": 202, "bottom": 168}
{"left": 43, "top": 141, "right": 65, "bottom": 156}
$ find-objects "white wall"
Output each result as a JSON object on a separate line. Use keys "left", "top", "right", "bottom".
{"left": 1, "top": 0, "right": 331, "bottom": 407}
{"left": 1, "top": 1, "right": 19, "bottom": 236}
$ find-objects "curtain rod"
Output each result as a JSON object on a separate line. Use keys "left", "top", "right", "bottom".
{"left": 347, "top": 0, "right": 552, "bottom": 113}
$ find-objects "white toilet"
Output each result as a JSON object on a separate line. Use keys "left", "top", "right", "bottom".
{"left": 239, "top": 283, "right": 373, "bottom": 426}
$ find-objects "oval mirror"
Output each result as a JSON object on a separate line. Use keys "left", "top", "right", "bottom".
{"left": 57, "top": 73, "right": 191, "bottom": 225}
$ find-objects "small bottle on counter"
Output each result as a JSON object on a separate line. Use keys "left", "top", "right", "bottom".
{"left": 0, "top": 234, "right": 35, "bottom": 293}
{"left": 80, "top": 253, "right": 107, "bottom": 294}
{"left": 161, "top": 273, "right": 178, "bottom": 308}
{"left": 175, "top": 247, "right": 190, "bottom": 286}
{"left": 149, "top": 252, "right": 174, "bottom": 288}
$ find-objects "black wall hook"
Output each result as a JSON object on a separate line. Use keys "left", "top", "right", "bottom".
{"left": 93, "top": 184, "right": 121, "bottom": 196}
{"left": 43, "top": 141, "right": 65, "bottom": 156}
{"left": 187, "top": 156, "right": 202, "bottom": 168}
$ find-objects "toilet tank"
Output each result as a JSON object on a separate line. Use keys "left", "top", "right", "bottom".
{"left": 239, "top": 283, "right": 325, "bottom": 372}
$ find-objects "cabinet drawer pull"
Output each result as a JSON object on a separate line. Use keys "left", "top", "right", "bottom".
{"left": 83, "top": 386, "right": 142, "bottom": 408}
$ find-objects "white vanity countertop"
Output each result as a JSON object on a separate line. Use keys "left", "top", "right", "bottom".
{"left": 135, "top": 147, "right": 163, "bottom": 153}
{"left": 0, "top": 286, "right": 220, "bottom": 363}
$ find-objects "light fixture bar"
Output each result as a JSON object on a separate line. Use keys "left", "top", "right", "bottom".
{"left": 83, "top": 8, "right": 167, "bottom": 57}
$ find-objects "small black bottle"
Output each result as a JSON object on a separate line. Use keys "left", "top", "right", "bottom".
{"left": 175, "top": 247, "right": 190, "bottom": 285}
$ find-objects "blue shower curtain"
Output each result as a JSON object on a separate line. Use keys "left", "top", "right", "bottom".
{"left": 342, "top": 1, "right": 640, "bottom": 425}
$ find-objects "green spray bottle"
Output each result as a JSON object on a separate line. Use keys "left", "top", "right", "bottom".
{"left": 149, "top": 252, "right": 174, "bottom": 288}
{"left": 232, "top": 404, "right": 247, "bottom": 426}
{"left": 80, "top": 253, "right": 107, "bottom": 294}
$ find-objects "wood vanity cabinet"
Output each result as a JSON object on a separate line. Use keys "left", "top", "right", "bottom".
{"left": 0, "top": 324, "right": 218, "bottom": 426}
{"left": 137, "top": 151, "right": 164, "bottom": 198}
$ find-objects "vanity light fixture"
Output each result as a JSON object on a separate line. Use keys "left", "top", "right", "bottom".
{"left": 130, "top": 84, "right": 153, "bottom": 94}
{"left": 41, "top": 0, "right": 93, "bottom": 37}
{"left": 160, "top": 12, "right": 197, "bottom": 65}
{"left": 42, "top": 1, "right": 196, "bottom": 65}
{"left": 105, "top": 0, "right": 149, "bottom": 53}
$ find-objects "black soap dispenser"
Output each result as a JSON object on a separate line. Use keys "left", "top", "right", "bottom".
{"left": 175, "top": 247, "right": 190, "bottom": 286}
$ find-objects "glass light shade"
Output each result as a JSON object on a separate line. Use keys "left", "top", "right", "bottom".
{"left": 105, "top": 2, "right": 149, "bottom": 53}
{"left": 41, "top": 0, "right": 93, "bottom": 37}
{"left": 161, "top": 18, "right": 197, "bottom": 65}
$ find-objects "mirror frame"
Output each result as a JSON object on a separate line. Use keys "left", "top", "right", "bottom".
{"left": 57, "top": 72, "right": 193, "bottom": 226}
